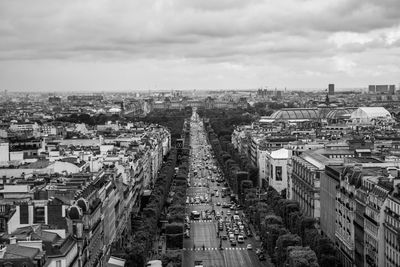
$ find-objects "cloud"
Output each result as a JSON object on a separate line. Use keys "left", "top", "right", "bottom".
{"left": 0, "top": 0, "right": 399, "bottom": 90}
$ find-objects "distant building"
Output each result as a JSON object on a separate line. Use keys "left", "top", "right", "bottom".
{"left": 328, "top": 84, "right": 335, "bottom": 95}
{"left": 368, "top": 85, "right": 376, "bottom": 94}
{"left": 67, "top": 95, "right": 103, "bottom": 102}
{"left": 376, "top": 85, "right": 389, "bottom": 94}
{"left": 349, "top": 107, "right": 392, "bottom": 125}
{"left": 48, "top": 96, "right": 61, "bottom": 104}
{"left": 389, "top": 84, "right": 396, "bottom": 95}
{"left": 368, "top": 84, "right": 395, "bottom": 95}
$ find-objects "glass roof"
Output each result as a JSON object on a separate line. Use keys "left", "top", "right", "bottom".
{"left": 270, "top": 108, "right": 319, "bottom": 120}
{"left": 326, "top": 108, "right": 356, "bottom": 120}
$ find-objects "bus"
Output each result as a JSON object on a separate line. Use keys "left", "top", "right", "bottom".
{"left": 191, "top": 211, "right": 200, "bottom": 220}
{"left": 146, "top": 260, "right": 162, "bottom": 267}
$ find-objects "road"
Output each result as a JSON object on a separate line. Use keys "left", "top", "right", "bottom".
{"left": 182, "top": 109, "right": 271, "bottom": 267}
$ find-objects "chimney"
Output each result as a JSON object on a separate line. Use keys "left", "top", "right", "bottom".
{"left": 0, "top": 245, "right": 6, "bottom": 258}
{"left": 353, "top": 164, "right": 363, "bottom": 172}
{"left": 9, "top": 236, "right": 16, "bottom": 244}
{"left": 387, "top": 167, "right": 398, "bottom": 179}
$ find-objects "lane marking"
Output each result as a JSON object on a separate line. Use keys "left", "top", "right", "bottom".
{"left": 182, "top": 247, "right": 249, "bottom": 251}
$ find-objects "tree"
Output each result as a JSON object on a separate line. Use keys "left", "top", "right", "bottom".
{"left": 165, "top": 223, "right": 184, "bottom": 249}
{"left": 284, "top": 246, "right": 319, "bottom": 267}
{"left": 275, "top": 234, "right": 302, "bottom": 266}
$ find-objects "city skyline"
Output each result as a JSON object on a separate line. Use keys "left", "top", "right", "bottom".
{"left": 1, "top": 0, "right": 400, "bottom": 91}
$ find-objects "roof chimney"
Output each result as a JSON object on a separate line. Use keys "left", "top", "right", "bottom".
{"left": 9, "top": 236, "right": 16, "bottom": 244}
{"left": 387, "top": 167, "right": 399, "bottom": 180}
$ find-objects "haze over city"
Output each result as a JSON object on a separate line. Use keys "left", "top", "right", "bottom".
{"left": 1, "top": 0, "right": 400, "bottom": 91}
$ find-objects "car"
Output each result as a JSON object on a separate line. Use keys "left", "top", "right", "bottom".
{"left": 216, "top": 202, "right": 221, "bottom": 206}
{"left": 226, "top": 211, "right": 231, "bottom": 216}
{"left": 246, "top": 244, "right": 253, "bottom": 250}
{"left": 222, "top": 235, "right": 228, "bottom": 240}
{"left": 237, "top": 235, "right": 244, "bottom": 243}
{"left": 222, "top": 203, "right": 230, "bottom": 208}
{"left": 230, "top": 239, "right": 237, "bottom": 246}
{"left": 258, "top": 254, "right": 266, "bottom": 261}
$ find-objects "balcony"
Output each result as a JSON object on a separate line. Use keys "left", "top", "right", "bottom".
{"left": 364, "top": 213, "right": 378, "bottom": 226}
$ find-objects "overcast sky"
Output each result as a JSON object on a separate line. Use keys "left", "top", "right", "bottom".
{"left": 0, "top": 0, "right": 399, "bottom": 92}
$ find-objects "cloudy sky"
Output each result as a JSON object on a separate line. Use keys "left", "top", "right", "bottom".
{"left": 0, "top": 0, "right": 399, "bottom": 91}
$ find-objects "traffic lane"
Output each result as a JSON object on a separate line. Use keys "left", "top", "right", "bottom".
{"left": 223, "top": 249, "right": 268, "bottom": 267}
{"left": 190, "top": 221, "right": 219, "bottom": 248}
{"left": 182, "top": 249, "right": 268, "bottom": 267}
{"left": 183, "top": 250, "right": 225, "bottom": 267}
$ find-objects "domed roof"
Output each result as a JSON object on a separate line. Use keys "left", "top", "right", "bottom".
{"left": 269, "top": 108, "right": 319, "bottom": 120}
{"left": 326, "top": 108, "right": 357, "bottom": 120}
{"left": 76, "top": 198, "right": 89, "bottom": 213}
{"left": 67, "top": 205, "right": 83, "bottom": 220}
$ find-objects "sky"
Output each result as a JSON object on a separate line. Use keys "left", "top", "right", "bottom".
{"left": 0, "top": 0, "right": 400, "bottom": 92}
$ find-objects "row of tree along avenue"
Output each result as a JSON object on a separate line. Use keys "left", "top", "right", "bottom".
{"left": 199, "top": 109, "right": 258, "bottom": 203}
{"left": 163, "top": 119, "right": 191, "bottom": 266}
{"left": 244, "top": 186, "right": 340, "bottom": 267}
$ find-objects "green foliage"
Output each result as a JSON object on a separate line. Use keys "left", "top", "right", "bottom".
{"left": 284, "top": 246, "right": 319, "bottom": 267}
{"left": 257, "top": 186, "right": 339, "bottom": 266}
{"left": 162, "top": 250, "right": 182, "bottom": 267}
{"left": 166, "top": 223, "right": 184, "bottom": 249}
{"left": 275, "top": 234, "right": 302, "bottom": 265}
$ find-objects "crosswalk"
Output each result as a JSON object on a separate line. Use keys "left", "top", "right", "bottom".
{"left": 183, "top": 247, "right": 248, "bottom": 251}
{"left": 190, "top": 220, "right": 213, "bottom": 223}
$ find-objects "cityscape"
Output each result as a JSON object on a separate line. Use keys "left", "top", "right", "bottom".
{"left": 1, "top": 1, "right": 400, "bottom": 267}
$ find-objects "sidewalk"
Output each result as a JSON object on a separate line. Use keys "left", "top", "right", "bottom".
{"left": 247, "top": 222, "right": 275, "bottom": 267}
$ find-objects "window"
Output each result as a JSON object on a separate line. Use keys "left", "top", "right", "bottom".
{"left": 56, "top": 260, "right": 62, "bottom": 267}
{"left": 33, "top": 206, "right": 45, "bottom": 223}
{"left": 276, "top": 166, "right": 283, "bottom": 181}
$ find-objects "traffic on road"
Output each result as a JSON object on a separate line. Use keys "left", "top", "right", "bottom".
{"left": 182, "top": 109, "right": 270, "bottom": 267}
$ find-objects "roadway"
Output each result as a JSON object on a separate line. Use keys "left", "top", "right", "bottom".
{"left": 182, "top": 110, "right": 271, "bottom": 267}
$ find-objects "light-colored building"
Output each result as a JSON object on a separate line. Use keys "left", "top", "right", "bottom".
{"left": 350, "top": 107, "right": 392, "bottom": 125}
{"left": 0, "top": 141, "right": 9, "bottom": 163}
{"left": 266, "top": 148, "right": 291, "bottom": 194}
